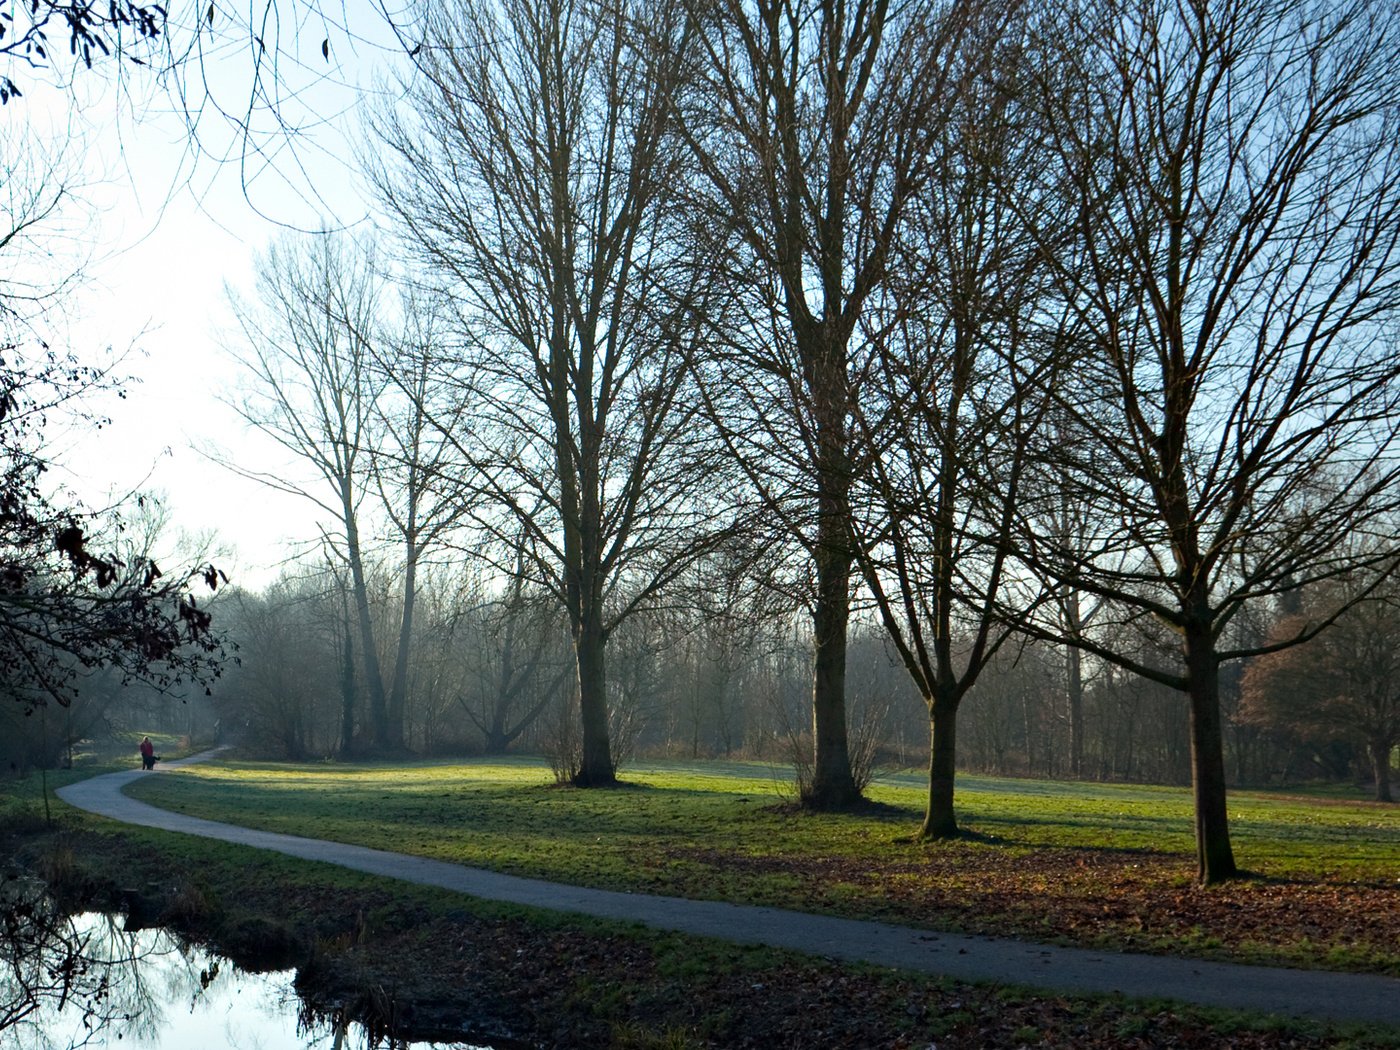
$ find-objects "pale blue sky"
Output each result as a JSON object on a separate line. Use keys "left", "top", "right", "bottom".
{"left": 12, "top": 0, "right": 414, "bottom": 590}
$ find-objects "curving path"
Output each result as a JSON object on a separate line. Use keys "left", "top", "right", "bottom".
{"left": 57, "top": 751, "right": 1400, "bottom": 1028}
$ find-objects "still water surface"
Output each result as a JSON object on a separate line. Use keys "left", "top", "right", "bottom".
{"left": 6, "top": 911, "right": 494, "bottom": 1050}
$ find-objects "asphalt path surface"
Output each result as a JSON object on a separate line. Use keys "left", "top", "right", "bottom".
{"left": 56, "top": 751, "right": 1400, "bottom": 1028}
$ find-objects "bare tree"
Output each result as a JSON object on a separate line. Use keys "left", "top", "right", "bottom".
{"left": 1019, "top": 0, "right": 1400, "bottom": 882}
{"left": 369, "top": 0, "right": 725, "bottom": 785}
{"left": 224, "top": 233, "right": 396, "bottom": 748}
{"left": 678, "top": 0, "right": 967, "bottom": 809}
{"left": 682, "top": 539, "right": 785, "bottom": 757}
{"left": 455, "top": 554, "right": 573, "bottom": 755}
{"left": 366, "top": 292, "right": 475, "bottom": 749}
{"left": 845, "top": 2, "right": 1063, "bottom": 836}
{"left": 1050, "top": 542, "right": 1104, "bottom": 781}
{"left": 307, "top": 540, "right": 361, "bottom": 756}
{"left": 214, "top": 580, "right": 343, "bottom": 759}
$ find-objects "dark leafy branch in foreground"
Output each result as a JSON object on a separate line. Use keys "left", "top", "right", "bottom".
{"left": 0, "top": 349, "right": 226, "bottom": 712}
{"left": 0, "top": 0, "right": 167, "bottom": 102}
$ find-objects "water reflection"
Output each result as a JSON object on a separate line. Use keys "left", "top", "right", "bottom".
{"left": 0, "top": 888, "right": 499, "bottom": 1050}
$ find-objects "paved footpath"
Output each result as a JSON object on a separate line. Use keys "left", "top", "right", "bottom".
{"left": 57, "top": 751, "right": 1400, "bottom": 1028}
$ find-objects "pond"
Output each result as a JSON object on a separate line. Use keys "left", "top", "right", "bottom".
{"left": 1, "top": 891, "right": 519, "bottom": 1050}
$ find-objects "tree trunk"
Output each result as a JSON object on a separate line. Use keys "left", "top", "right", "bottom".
{"left": 921, "top": 699, "right": 959, "bottom": 839}
{"left": 485, "top": 601, "right": 522, "bottom": 754}
{"left": 807, "top": 533, "right": 859, "bottom": 809}
{"left": 1371, "top": 736, "right": 1395, "bottom": 803}
{"left": 344, "top": 505, "right": 389, "bottom": 750}
{"left": 338, "top": 626, "right": 356, "bottom": 758}
{"left": 349, "top": 564, "right": 388, "bottom": 749}
{"left": 1065, "top": 588, "right": 1085, "bottom": 779}
{"left": 1067, "top": 646, "right": 1084, "bottom": 779}
{"left": 1184, "top": 624, "right": 1239, "bottom": 884}
{"left": 385, "top": 549, "right": 418, "bottom": 752}
{"left": 691, "top": 672, "right": 702, "bottom": 760}
{"left": 574, "top": 602, "right": 616, "bottom": 786}
{"left": 1021, "top": 687, "right": 1039, "bottom": 776}
{"left": 800, "top": 321, "right": 860, "bottom": 810}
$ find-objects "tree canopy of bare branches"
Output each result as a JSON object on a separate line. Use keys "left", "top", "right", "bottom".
{"left": 846, "top": 0, "right": 1066, "bottom": 837}
{"left": 1017, "top": 0, "right": 1400, "bottom": 882}
{"left": 225, "top": 234, "right": 402, "bottom": 750}
{"left": 678, "top": 0, "right": 968, "bottom": 808}
{"left": 369, "top": 0, "right": 728, "bottom": 785}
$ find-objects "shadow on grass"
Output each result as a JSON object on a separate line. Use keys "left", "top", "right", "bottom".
{"left": 889, "top": 825, "right": 1186, "bottom": 862}
{"left": 766, "top": 798, "right": 919, "bottom": 822}
{"left": 887, "top": 826, "right": 1003, "bottom": 847}
{"left": 539, "top": 779, "right": 742, "bottom": 797}
{"left": 848, "top": 798, "right": 915, "bottom": 821}
{"left": 560, "top": 779, "right": 651, "bottom": 792}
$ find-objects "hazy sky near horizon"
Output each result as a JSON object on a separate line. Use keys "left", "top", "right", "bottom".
{"left": 9, "top": 0, "right": 416, "bottom": 591}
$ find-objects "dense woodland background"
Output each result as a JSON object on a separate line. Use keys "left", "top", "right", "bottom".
{"left": 7, "top": 510, "right": 1395, "bottom": 805}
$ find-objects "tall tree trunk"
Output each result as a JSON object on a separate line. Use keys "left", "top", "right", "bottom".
{"left": 569, "top": 408, "right": 616, "bottom": 786}
{"left": 485, "top": 608, "right": 521, "bottom": 754}
{"left": 1371, "top": 736, "right": 1395, "bottom": 803}
{"left": 1021, "top": 688, "right": 1039, "bottom": 776}
{"left": 808, "top": 529, "right": 859, "bottom": 809}
{"left": 922, "top": 698, "right": 959, "bottom": 839}
{"left": 344, "top": 508, "right": 389, "bottom": 750}
{"left": 575, "top": 600, "right": 615, "bottom": 786}
{"left": 692, "top": 671, "right": 703, "bottom": 760}
{"left": 1065, "top": 589, "right": 1085, "bottom": 779}
{"left": 806, "top": 360, "right": 860, "bottom": 809}
{"left": 1184, "top": 623, "right": 1239, "bottom": 884}
{"left": 338, "top": 623, "right": 356, "bottom": 758}
{"left": 385, "top": 549, "right": 418, "bottom": 752}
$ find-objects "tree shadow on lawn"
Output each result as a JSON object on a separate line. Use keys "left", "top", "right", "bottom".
{"left": 961, "top": 807, "right": 1194, "bottom": 844}
{"left": 765, "top": 797, "right": 916, "bottom": 821}
{"left": 889, "top": 824, "right": 1191, "bottom": 868}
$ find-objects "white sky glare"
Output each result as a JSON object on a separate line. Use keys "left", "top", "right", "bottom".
{"left": 8, "top": 0, "right": 415, "bottom": 591}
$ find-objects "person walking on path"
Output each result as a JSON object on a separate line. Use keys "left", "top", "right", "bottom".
{"left": 138, "top": 737, "right": 155, "bottom": 770}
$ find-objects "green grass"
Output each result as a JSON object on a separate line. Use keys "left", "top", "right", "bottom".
{"left": 116, "top": 755, "right": 1400, "bottom": 972}
{"left": 126, "top": 756, "right": 1399, "bottom": 877}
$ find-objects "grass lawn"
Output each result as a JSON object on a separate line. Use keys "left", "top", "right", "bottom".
{"left": 121, "top": 755, "right": 1400, "bottom": 975}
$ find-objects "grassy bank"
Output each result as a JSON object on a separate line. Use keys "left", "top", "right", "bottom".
{"left": 123, "top": 756, "right": 1400, "bottom": 975}
{"left": 3, "top": 797, "right": 1398, "bottom": 1049}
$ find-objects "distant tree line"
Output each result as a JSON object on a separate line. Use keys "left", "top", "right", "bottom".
{"left": 206, "top": 562, "right": 1394, "bottom": 797}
